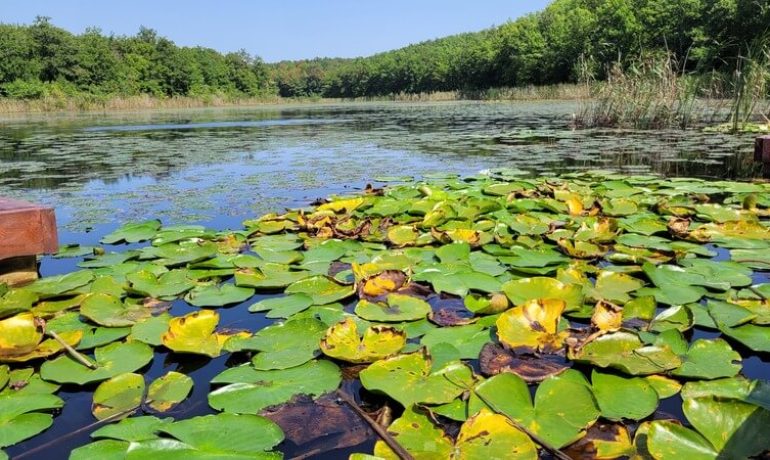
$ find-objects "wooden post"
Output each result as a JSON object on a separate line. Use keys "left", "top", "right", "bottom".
{"left": 755, "top": 135, "right": 770, "bottom": 163}
{"left": 0, "top": 198, "right": 58, "bottom": 287}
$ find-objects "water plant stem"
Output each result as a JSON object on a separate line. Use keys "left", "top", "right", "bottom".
{"left": 43, "top": 328, "right": 97, "bottom": 369}
{"left": 335, "top": 389, "right": 414, "bottom": 460}
{"left": 13, "top": 406, "right": 139, "bottom": 459}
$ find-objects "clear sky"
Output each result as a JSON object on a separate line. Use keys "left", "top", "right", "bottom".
{"left": 0, "top": 0, "right": 551, "bottom": 62}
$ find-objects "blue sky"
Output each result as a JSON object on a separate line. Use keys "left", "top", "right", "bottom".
{"left": 0, "top": 0, "right": 551, "bottom": 62}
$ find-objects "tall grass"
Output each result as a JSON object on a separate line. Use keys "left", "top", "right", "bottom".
{"left": 574, "top": 47, "right": 770, "bottom": 130}
{"left": 728, "top": 41, "right": 770, "bottom": 131}
{"left": 575, "top": 53, "right": 707, "bottom": 129}
{"left": 0, "top": 93, "right": 287, "bottom": 114}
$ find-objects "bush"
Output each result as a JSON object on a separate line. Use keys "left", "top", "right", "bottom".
{"left": 1, "top": 79, "right": 47, "bottom": 99}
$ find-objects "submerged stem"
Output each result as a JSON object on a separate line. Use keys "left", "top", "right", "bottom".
{"left": 335, "top": 389, "right": 414, "bottom": 460}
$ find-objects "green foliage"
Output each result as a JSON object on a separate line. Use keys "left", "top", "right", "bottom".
{"left": 3, "top": 1, "right": 768, "bottom": 103}
{"left": 0, "top": 20, "right": 273, "bottom": 100}
{"left": 269, "top": 0, "right": 768, "bottom": 99}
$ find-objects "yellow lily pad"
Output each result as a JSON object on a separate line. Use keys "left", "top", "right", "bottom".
{"left": 320, "top": 318, "right": 406, "bottom": 363}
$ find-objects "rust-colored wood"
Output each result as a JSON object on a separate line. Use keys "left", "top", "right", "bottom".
{"left": 0, "top": 197, "right": 58, "bottom": 260}
{"left": 755, "top": 135, "right": 770, "bottom": 163}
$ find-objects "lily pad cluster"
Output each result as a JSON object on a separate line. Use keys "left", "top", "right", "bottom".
{"left": 2, "top": 171, "right": 770, "bottom": 459}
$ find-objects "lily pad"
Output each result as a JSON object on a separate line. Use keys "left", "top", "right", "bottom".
{"left": 161, "top": 310, "right": 244, "bottom": 358}
{"left": 647, "top": 396, "right": 770, "bottom": 459}
{"left": 591, "top": 370, "right": 659, "bottom": 421}
{"left": 471, "top": 369, "right": 600, "bottom": 448}
{"left": 501, "top": 277, "right": 583, "bottom": 311}
{"left": 92, "top": 373, "right": 145, "bottom": 420}
{"left": 147, "top": 371, "right": 193, "bottom": 412}
{"left": 320, "top": 318, "right": 406, "bottom": 363}
{"left": 184, "top": 283, "right": 255, "bottom": 307}
{"left": 224, "top": 318, "right": 327, "bottom": 369}
{"left": 360, "top": 350, "right": 474, "bottom": 407}
{"left": 81, "top": 293, "right": 151, "bottom": 327}
{"left": 285, "top": 275, "right": 354, "bottom": 305}
{"left": 41, "top": 341, "right": 153, "bottom": 385}
{"left": 102, "top": 220, "right": 161, "bottom": 244}
{"left": 496, "top": 299, "right": 569, "bottom": 352}
{"left": 354, "top": 294, "right": 431, "bottom": 322}
{"left": 569, "top": 331, "right": 682, "bottom": 375}
{"left": 209, "top": 359, "right": 341, "bottom": 414}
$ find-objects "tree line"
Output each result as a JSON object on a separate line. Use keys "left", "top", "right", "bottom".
{"left": 1, "top": 0, "right": 768, "bottom": 101}
{"left": 0, "top": 17, "right": 272, "bottom": 99}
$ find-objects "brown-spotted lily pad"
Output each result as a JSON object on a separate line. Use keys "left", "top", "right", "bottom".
{"left": 479, "top": 342, "right": 571, "bottom": 382}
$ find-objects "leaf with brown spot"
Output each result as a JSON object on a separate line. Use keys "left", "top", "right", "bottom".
{"left": 563, "top": 422, "right": 635, "bottom": 459}
{"left": 358, "top": 271, "right": 407, "bottom": 299}
{"left": 261, "top": 394, "right": 371, "bottom": 453}
{"left": 479, "top": 342, "right": 570, "bottom": 383}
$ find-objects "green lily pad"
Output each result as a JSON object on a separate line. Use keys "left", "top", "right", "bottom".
{"left": 0, "top": 289, "right": 38, "bottom": 319}
{"left": 360, "top": 350, "right": 474, "bottom": 407}
{"left": 354, "top": 294, "right": 432, "bottom": 322}
{"left": 92, "top": 373, "right": 145, "bottom": 420}
{"left": 471, "top": 369, "right": 600, "bottom": 448}
{"left": 647, "top": 396, "right": 770, "bottom": 459}
{"left": 27, "top": 271, "right": 94, "bottom": 298}
{"left": 40, "top": 341, "right": 153, "bottom": 385}
{"left": 285, "top": 275, "right": 354, "bottom": 305}
{"left": 420, "top": 323, "right": 491, "bottom": 360}
{"left": 80, "top": 293, "right": 151, "bottom": 327}
{"left": 0, "top": 387, "right": 62, "bottom": 448}
{"left": 184, "top": 283, "right": 255, "bottom": 307}
{"left": 248, "top": 293, "right": 314, "bottom": 318}
{"left": 102, "top": 220, "right": 161, "bottom": 244}
{"left": 224, "top": 318, "right": 327, "bottom": 370}
{"left": 141, "top": 241, "right": 218, "bottom": 267}
{"left": 501, "top": 277, "right": 583, "bottom": 311}
{"left": 569, "top": 331, "right": 682, "bottom": 375}
{"left": 147, "top": 371, "right": 193, "bottom": 412}
{"left": 129, "top": 314, "right": 172, "bottom": 346}
{"left": 209, "top": 359, "right": 341, "bottom": 414}
{"left": 126, "top": 269, "right": 196, "bottom": 299}
{"left": 591, "top": 370, "right": 659, "bottom": 420}
{"left": 54, "top": 244, "right": 97, "bottom": 258}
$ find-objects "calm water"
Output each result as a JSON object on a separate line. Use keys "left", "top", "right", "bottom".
{"left": 0, "top": 101, "right": 764, "bottom": 237}
{"left": 1, "top": 101, "right": 767, "bottom": 459}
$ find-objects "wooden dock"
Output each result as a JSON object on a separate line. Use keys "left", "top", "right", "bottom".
{"left": 0, "top": 197, "right": 58, "bottom": 286}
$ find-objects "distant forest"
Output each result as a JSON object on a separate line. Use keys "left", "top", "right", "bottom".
{"left": 1, "top": 0, "right": 768, "bottom": 100}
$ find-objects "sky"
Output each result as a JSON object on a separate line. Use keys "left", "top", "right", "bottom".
{"left": 0, "top": 0, "right": 551, "bottom": 62}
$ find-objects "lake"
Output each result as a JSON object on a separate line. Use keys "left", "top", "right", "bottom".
{"left": 2, "top": 101, "right": 768, "bottom": 459}
{"left": 1, "top": 101, "right": 763, "bottom": 238}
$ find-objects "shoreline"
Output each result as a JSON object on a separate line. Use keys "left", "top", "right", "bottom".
{"left": 0, "top": 84, "right": 590, "bottom": 116}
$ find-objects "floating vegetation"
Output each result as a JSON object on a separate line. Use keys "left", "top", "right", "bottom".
{"left": 4, "top": 170, "right": 770, "bottom": 458}
{"left": 0, "top": 103, "right": 764, "bottom": 232}
{"left": 704, "top": 122, "right": 770, "bottom": 134}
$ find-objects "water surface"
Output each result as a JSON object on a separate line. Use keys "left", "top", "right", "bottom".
{"left": 1, "top": 101, "right": 762, "bottom": 235}
{"left": 1, "top": 101, "right": 767, "bottom": 459}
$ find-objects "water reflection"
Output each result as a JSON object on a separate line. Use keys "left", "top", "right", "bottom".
{"left": 0, "top": 101, "right": 763, "bottom": 231}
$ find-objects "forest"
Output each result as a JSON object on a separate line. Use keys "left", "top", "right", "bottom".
{"left": 0, "top": 0, "right": 768, "bottom": 101}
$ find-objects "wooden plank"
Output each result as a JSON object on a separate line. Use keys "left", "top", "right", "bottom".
{"left": 0, "top": 197, "right": 58, "bottom": 260}
{"left": 755, "top": 135, "right": 770, "bottom": 163}
{"left": 0, "top": 255, "right": 38, "bottom": 286}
